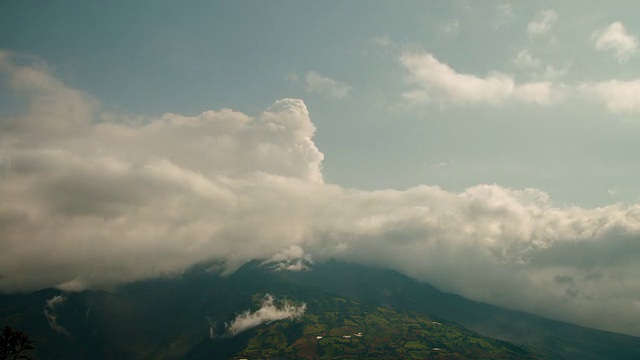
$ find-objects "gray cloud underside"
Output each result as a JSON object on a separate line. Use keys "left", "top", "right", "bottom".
{"left": 2, "top": 51, "right": 640, "bottom": 336}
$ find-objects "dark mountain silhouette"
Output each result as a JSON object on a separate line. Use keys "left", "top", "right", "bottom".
{"left": 0, "top": 261, "right": 638, "bottom": 359}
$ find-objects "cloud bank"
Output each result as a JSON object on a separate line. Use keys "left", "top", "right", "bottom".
{"left": 2, "top": 51, "right": 640, "bottom": 336}
{"left": 225, "top": 294, "right": 306, "bottom": 336}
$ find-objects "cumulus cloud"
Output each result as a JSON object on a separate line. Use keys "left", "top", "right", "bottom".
{"left": 527, "top": 10, "right": 558, "bottom": 38}
{"left": 593, "top": 22, "right": 638, "bottom": 63}
{"left": 400, "top": 51, "right": 561, "bottom": 106}
{"left": 3, "top": 51, "right": 640, "bottom": 336}
{"left": 226, "top": 294, "right": 306, "bottom": 336}
{"left": 304, "top": 71, "right": 350, "bottom": 99}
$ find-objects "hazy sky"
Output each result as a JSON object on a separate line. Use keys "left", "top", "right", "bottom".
{"left": 2, "top": 1, "right": 640, "bottom": 337}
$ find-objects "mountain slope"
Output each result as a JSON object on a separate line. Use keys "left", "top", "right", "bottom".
{"left": 0, "top": 263, "right": 555, "bottom": 359}
{"left": 278, "top": 261, "right": 640, "bottom": 360}
{"left": 188, "top": 294, "right": 553, "bottom": 359}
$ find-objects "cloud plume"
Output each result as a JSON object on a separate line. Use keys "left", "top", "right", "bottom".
{"left": 2, "top": 50, "right": 640, "bottom": 337}
{"left": 226, "top": 294, "right": 306, "bottom": 336}
{"left": 44, "top": 295, "right": 69, "bottom": 336}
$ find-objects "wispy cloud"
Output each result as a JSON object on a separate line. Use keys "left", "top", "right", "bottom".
{"left": 527, "top": 10, "right": 558, "bottom": 38}
{"left": 44, "top": 295, "right": 69, "bottom": 336}
{"left": 371, "top": 35, "right": 392, "bottom": 47}
{"left": 494, "top": 3, "right": 515, "bottom": 28}
{"left": 513, "top": 48, "right": 541, "bottom": 69}
{"left": 439, "top": 19, "right": 460, "bottom": 35}
{"left": 305, "top": 71, "right": 350, "bottom": 99}
{"left": 593, "top": 22, "right": 638, "bottom": 63}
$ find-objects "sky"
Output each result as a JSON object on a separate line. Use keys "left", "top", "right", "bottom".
{"left": 2, "top": 1, "right": 640, "bottom": 337}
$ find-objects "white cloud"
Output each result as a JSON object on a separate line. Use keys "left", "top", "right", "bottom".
{"left": 261, "top": 245, "right": 313, "bottom": 271}
{"left": 400, "top": 50, "right": 640, "bottom": 113}
{"left": 513, "top": 50, "right": 568, "bottom": 81}
{"left": 513, "top": 49, "right": 541, "bottom": 69}
{"left": 400, "top": 51, "right": 560, "bottom": 106}
{"left": 581, "top": 80, "right": 640, "bottom": 113}
{"left": 4, "top": 51, "right": 640, "bottom": 336}
{"left": 593, "top": 22, "right": 638, "bottom": 63}
{"left": 225, "top": 294, "right": 306, "bottom": 336}
{"left": 527, "top": 10, "right": 558, "bottom": 38}
{"left": 540, "top": 65, "right": 568, "bottom": 80}
{"left": 513, "top": 82, "right": 558, "bottom": 105}
{"left": 304, "top": 71, "right": 350, "bottom": 99}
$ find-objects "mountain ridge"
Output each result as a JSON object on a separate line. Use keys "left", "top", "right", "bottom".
{"left": 1, "top": 261, "right": 639, "bottom": 359}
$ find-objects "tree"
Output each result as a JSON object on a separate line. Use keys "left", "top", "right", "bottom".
{"left": 0, "top": 326, "right": 34, "bottom": 360}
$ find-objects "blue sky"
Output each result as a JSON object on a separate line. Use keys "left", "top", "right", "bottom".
{"left": 3, "top": 1, "right": 640, "bottom": 336}
{"left": 3, "top": 1, "right": 639, "bottom": 205}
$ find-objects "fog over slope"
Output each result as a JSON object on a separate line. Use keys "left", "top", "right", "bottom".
{"left": 1, "top": 51, "right": 640, "bottom": 336}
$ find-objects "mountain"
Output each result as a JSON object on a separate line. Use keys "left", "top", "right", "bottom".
{"left": 277, "top": 261, "right": 640, "bottom": 360}
{"left": 188, "top": 294, "right": 553, "bottom": 360}
{"left": 1, "top": 261, "right": 638, "bottom": 359}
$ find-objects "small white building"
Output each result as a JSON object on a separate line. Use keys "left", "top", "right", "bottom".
{"left": 316, "top": 336, "right": 323, "bottom": 340}
{"left": 342, "top": 335, "right": 352, "bottom": 339}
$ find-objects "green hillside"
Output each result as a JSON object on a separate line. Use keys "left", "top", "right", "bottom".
{"left": 219, "top": 295, "right": 553, "bottom": 360}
